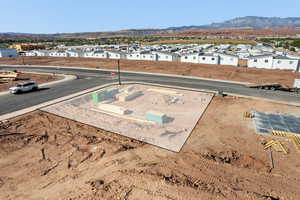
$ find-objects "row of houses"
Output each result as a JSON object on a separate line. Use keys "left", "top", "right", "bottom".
{"left": 26, "top": 49, "right": 237, "bottom": 66}
{"left": 26, "top": 50, "right": 180, "bottom": 62}
{"left": 181, "top": 53, "right": 239, "bottom": 66}
{"left": 25, "top": 49, "right": 300, "bottom": 71}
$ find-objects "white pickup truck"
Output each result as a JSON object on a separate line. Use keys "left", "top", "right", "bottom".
{"left": 9, "top": 81, "right": 38, "bottom": 94}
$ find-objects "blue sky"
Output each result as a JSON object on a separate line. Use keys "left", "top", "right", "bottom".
{"left": 1, "top": 0, "right": 299, "bottom": 33}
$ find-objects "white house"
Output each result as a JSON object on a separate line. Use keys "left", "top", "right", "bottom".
{"left": 247, "top": 55, "right": 299, "bottom": 70}
{"left": 181, "top": 53, "right": 199, "bottom": 64}
{"left": 272, "top": 56, "right": 299, "bottom": 71}
{"left": 83, "top": 51, "right": 95, "bottom": 58}
{"left": 25, "top": 51, "right": 37, "bottom": 56}
{"left": 93, "top": 51, "right": 108, "bottom": 59}
{"left": 181, "top": 53, "right": 219, "bottom": 65}
{"left": 215, "top": 53, "right": 239, "bottom": 66}
{"left": 67, "top": 50, "right": 84, "bottom": 57}
{"left": 107, "top": 51, "right": 126, "bottom": 59}
{"left": 35, "top": 50, "right": 49, "bottom": 56}
{"left": 155, "top": 51, "right": 179, "bottom": 62}
{"left": 49, "top": 51, "right": 68, "bottom": 57}
{"left": 83, "top": 51, "right": 108, "bottom": 58}
{"left": 140, "top": 52, "right": 158, "bottom": 61}
{"left": 198, "top": 54, "right": 219, "bottom": 65}
{"left": 126, "top": 52, "right": 141, "bottom": 60}
{"left": 0, "top": 48, "right": 18, "bottom": 57}
{"left": 248, "top": 55, "right": 274, "bottom": 69}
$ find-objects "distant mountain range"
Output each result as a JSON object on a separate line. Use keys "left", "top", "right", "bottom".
{"left": 1, "top": 16, "right": 300, "bottom": 40}
{"left": 166, "top": 16, "right": 300, "bottom": 31}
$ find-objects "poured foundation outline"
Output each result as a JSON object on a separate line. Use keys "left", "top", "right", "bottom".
{"left": 42, "top": 84, "right": 214, "bottom": 152}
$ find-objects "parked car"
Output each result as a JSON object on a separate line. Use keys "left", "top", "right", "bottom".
{"left": 9, "top": 81, "right": 38, "bottom": 94}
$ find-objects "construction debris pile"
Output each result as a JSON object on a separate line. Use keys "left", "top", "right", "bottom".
{"left": 246, "top": 111, "right": 300, "bottom": 154}
{"left": 0, "top": 71, "right": 19, "bottom": 82}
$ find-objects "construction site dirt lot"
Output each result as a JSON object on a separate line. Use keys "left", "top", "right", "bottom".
{"left": 0, "top": 72, "right": 62, "bottom": 92}
{"left": 0, "top": 56, "right": 300, "bottom": 87}
{"left": 1, "top": 96, "right": 300, "bottom": 200}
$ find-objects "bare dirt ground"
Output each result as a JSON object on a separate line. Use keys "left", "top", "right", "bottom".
{"left": 0, "top": 72, "right": 62, "bottom": 92}
{"left": 0, "top": 56, "right": 299, "bottom": 87}
{"left": 1, "top": 96, "right": 300, "bottom": 200}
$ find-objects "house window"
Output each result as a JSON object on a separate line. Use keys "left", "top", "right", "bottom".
{"left": 254, "top": 59, "right": 257, "bottom": 62}
{"left": 185, "top": 56, "right": 188, "bottom": 59}
{"left": 143, "top": 56, "right": 146, "bottom": 58}
{"left": 277, "top": 60, "right": 281, "bottom": 64}
{"left": 166, "top": 56, "right": 168, "bottom": 59}
{"left": 211, "top": 58, "right": 215, "bottom": 61}
{"left": 289, "top": 61, "right": 293, "bottom": 64}
{"left": 193, "top": 56, "right": 196, "bottom": 60}
{"left": 150, "top": 56, "right": 153, "bottom": 58}
{"left": 265, "top": 60, "right": 268, "bottom": 63}
{"left": 202, "top": 57, "right": 206, "bottom": 60}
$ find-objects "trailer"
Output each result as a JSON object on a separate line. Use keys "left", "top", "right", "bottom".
{"left": 245, "top": 79, "right": 300, "bottom": 93}
{"left": 245, "top": 83, "right": 282, "bottom": 90}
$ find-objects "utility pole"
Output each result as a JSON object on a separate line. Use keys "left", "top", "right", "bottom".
{"left": 117, "top": 59, "right": 121, "bottom": 85}
{"left": 21, "top": 54, "right": 25, "bottom": 65}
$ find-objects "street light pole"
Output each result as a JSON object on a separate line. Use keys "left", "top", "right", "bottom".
{"left": 117, "top": 59, "right": 121, "bottom": 85}
{"left": 21, "top": 54, "right": 25, "bottom": 65}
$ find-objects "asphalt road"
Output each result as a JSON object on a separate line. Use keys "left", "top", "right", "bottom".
{"left": 0, "top": 65, "right": 299, "bottom": 116}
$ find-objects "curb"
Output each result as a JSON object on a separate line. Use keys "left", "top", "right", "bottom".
{"left": 0, "top": 73, "right": 76, "bottom": 96}
{"left": 0, "top": 64, "right": 250, "bottom": 85}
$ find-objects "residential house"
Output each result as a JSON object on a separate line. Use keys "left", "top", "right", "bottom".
{"left": 155, "top": 51, "right": 179, "bottom": 62}
{"left": 248, "top": 55, "right": 299, "bottom": 71}
{"left": 25, "top": 51, "right": 37, "bottom": 56}
{"left": 215, "top": 53, "right": 239, "bottom": 66}
{"left": 107, "top": 51, "right": 127, "bottom": 59}
{"left": 181, "top": 53, "right": 199, "bottom": 64}
{"left": 140, "top": 52, "right": 158, "bottom": 61}
{"left": 49, "top": 51, "right": 68, "bottom": 57}
{"left": 198, "top": 54, "right": 219, "bottom": 65}
{"left": 126, "top": 52, "right": 141, "bottom": 60}
{"left": 272, "top": 56, "right": 299, "bottom": 71}
{"left": 67, "top": 50, "right": 84, "bottom": 57}
{"left": 248, "top": 55, "right": 274, "bottom": 69}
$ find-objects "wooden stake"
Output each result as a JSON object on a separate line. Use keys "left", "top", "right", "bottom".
{"left": 41, "top": 148, "right": 46, "bottom": 160}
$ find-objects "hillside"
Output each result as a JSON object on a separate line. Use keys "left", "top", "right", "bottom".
{"left": 167, "top": 16, "right": 300, "bottom": 30}
{"left": 1, "top": 16, "right": 300, "bottom": 40}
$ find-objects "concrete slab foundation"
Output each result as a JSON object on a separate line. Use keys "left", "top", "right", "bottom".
{"left": 41, "top": 84, "right": 214, "bottom": 152}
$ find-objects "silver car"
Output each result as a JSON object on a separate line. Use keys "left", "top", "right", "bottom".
{"left": 9, "top": 81, "right": 38, "bottom": 94}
